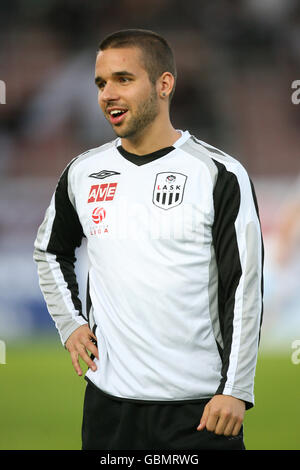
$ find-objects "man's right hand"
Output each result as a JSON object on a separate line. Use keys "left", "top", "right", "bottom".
{"left": 65, "top": 324, "right": 99, "bottom": 376}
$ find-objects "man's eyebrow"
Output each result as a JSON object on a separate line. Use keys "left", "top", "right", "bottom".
{"left": 112, "top": 71, "right": 136, "bottom": 77}
{"left": 95, "top": 71, "right": 136, "bottom": 84}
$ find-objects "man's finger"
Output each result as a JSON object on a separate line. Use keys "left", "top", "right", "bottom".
{"left": 205, "top": 409, "right": 219, "bottom": 433}
{"left": 83, "top": 338, "right": 99, "bottom": 360}
{"left": 223, "top": 418, "right": 236, "bottom": 437}
{"left": 70, "top": 349, "right": 82, "bottom": 376}
{"left": 88, "top": 342, "right": 99, "bottom": 360}
{"left": 215, "top": 412, "right": 232, "bottom": 435}
{"left": 231, "top": 418, "right": 243, "bottom": 436}
{"left": 89, "top": 331, "right": 98, "bottom": 343}
{"left": 78, "top": 345, "right": 97, "bottom": 372}
{"left": 197, "top": 402, "right": 210, "bottom": 431}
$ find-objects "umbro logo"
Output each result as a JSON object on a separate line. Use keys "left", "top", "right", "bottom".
{"left": 89, "top": 170, "right": 121, "bottom": 179}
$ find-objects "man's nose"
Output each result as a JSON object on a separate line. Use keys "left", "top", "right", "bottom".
{"left": 100, "top": 82, "right": 119, "bottom": 102}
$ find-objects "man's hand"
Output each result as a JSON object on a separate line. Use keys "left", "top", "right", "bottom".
{"left": 197, "top": 395, "right": 245, "bottom": 436}
{"left": 65, "top": 324, "right": 99, "bottom": 376}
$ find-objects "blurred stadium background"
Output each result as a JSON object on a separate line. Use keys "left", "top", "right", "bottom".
{"left": 0, "top": 0, "right": 300, "bottom": 450}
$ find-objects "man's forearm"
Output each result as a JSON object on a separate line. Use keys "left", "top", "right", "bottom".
{"left": 34, "top": 247, "right": 88, "bottom": 345}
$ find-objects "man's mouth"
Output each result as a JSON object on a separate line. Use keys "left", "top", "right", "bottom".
{"left": 108, "top": 108, "right": 128, "bottom": 125}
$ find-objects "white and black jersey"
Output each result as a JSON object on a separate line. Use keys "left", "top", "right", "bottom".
{"left": 34, "top": 130, "right": 264, "bottom": 408}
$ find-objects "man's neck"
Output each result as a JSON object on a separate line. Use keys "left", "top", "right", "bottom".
{"left": 120, "top": 119, "right": 181, "bottom": 156}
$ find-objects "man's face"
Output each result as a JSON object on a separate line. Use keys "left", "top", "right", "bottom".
{"left": 95, "top": 47, "right": 159, "bottom": 139}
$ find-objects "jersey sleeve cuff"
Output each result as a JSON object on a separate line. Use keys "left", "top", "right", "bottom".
{"left": 215, "top": 386, "right": 254, "bottom": 410}
{"left": 60, "top": 316, "right": 88, "bottom": 347}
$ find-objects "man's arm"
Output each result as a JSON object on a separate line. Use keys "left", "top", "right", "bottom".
{"left": 198, "top": 159, "right": 264, "bottom": 435}
{"left": 33, "top": 161, "right": 98, "bottom": 374}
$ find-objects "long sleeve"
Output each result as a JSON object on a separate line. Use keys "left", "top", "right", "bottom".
{"left": 212, "top": 159, "right": 264, "bottom": 408}
{"left": 33, "top": 161, "right": 87, "bottom": 345}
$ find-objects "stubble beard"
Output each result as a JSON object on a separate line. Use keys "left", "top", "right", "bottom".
{"left": 113, "top": 86, "right": 159, "bottom": 139}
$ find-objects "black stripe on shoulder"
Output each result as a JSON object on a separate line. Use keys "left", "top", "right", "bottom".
{"left": 47, "top": 162, "right": 84, "bottom": 256}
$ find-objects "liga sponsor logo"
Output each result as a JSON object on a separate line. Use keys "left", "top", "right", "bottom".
{"left": 92, "top": 207, "right": 106, "bottom": 224}
{"left": 88, "top": 182, "right": 118, "bottom": 203}
{"left": 90, "top": 206, "right": 109, "bottom": 235}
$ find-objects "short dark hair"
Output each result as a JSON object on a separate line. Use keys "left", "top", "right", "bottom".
{"left": 98, "top": 29, "right": 177, "bottom": 102}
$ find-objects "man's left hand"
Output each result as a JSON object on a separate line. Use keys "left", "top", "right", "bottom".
{"left": 197, "top": 395, "right": 245, "bottom": 436}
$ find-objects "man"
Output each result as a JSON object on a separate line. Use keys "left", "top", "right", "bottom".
{"left": 34, "top": 29, "right": 264, "bottom": 450}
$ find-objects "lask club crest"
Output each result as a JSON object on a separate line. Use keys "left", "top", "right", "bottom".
{"left": 153, "top": 172, "right": 187, "bottom": 210}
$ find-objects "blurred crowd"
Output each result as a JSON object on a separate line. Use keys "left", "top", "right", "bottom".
{"left": 0, "top": 0, "right": 299, "bottom": 178}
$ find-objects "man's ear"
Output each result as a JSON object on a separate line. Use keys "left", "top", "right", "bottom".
{"left": 158, "top": 72, "right": 175, "bottom": 99}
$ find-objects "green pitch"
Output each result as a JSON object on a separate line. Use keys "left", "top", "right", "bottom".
{"left": 0, "top": 336, "right": 299, "bottom": 450}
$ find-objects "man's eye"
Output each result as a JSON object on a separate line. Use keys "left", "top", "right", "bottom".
{"left": 119, "top": 77, "right": 130, "bottom": 83}
{"left": 97, "top": 82, "right": 105, "bottom": 90}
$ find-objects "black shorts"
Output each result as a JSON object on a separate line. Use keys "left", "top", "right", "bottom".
{"left": 81, "top": 379, "right": 245, "bottom": 451}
